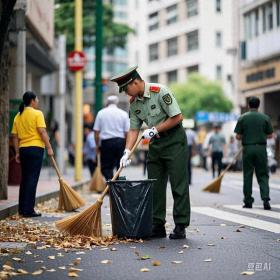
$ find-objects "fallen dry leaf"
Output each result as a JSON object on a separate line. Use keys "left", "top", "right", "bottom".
{"left": 34, "top": 260, "right": 44, "bottom": 263}
{"left": 140, "top": 255, "right": 151, "bottom": 260}
{"left": 110, "top": 248, "right": 117, "bottom": 251}
{"left": 17, "top": 269, "right": 28, "bottom": 274}
{"left": 171, "top": 261, "right": 183, "bottom": 264}
{"left": 58, "top": 266, "right": 66, "bottom": 270}
{"left": 140, "top": 268, "right": 150, "bottom": 272}
{"left": 75, "top": 252, "right": 85, "bottom": 255}
{"left": 240, "top": 271, "right": 255, "bottom": 276}
{"left": 182, "top": 245, "right": 189, "bottom": 249}
{"left": 25, "top": 251, "right": 32, "bottom": 255}
{"left": 12, "top": 258, "right": 22, "bottom": 262}
{"left": 32, "top": 270, "right": 43, "bottom": 275}
{"left": 100, "top": 260, "right": 112, "bottom": 264}
{"left": 48, "top": 256, "right": 55, "bottom": 260}
{"left": 68, "top": 272, "right": 79, "bottom": 277}
{"left": 178, "top": 251, "right": 184, "bottom": 254}
{"left": 220, "top": 224, "right": 227, "bottom": 227}
{"left": 69, "top": 267, "right": 83, "bottom": 272}
{"left": 207, "top": 243, "right": 215, "bottom": 247}
{"left": 46, "top": 269, "right": 56, "bottom": 272}
{"left": 152, "top": 260, "right": 161, "bottom": 266}
{"left": 203, "top": 259, "right": 212, "bottom": 262}
{"left": 73, "top": 258, "right": 81, "bottom": 266}
{"left": 236, "top": 229, "right": 242, "bottom": 232}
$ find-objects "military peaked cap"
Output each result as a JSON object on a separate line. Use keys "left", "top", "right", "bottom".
{"left": 110, "top": 66, "right": 139, "bottom": 93}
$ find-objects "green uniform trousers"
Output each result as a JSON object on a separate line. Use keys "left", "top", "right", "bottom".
{"left": 147, "top": 126, "right": 190, "bottom": 226}
{"left": 243, "top": 145, "right": 270, "bottom": 204}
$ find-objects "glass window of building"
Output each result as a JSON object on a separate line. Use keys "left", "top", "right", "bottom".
{"left": 149, "top": 12, "right": 159, "bottom": 31}
{"left": 167, "top": 70, "right": 178, "bottom": 84}
{"left": 187, "top": 30, "right": 199, "bottom": 51}
{"left": 266, "top": 2, "right": 273, "bottom": 30}
{"left": 216, "top": 0, "right": 221, "bottom": 13}
{"left": 149, "top": 43, "right": 159, "bottom": 61}
{"left": 254, "top": 9, "right": 259, "bottom": 36}
{"left": 187, "top": 65, "right": 199, "bottom": 74}
{"left": 262, "top": 5, "right": 267, "bottom": 32}
{"left": 149, "top": 74, "right": 159, "bottom": 83}
{"left": 186, "top": 0, "right": 198, "bottom": 17}
{"left": 216, "top": 65, "right": 222, "bottom": 80}
{"left": 244, "top": 13, "right": 252, "bottom": 39}
{"left": 277, "top": 0, "right": 280, "bottom": 26}
{"left": 215, "top": 31, "right": 222, "bottom": 47}
{"left": 167, "top": 37, "right": 178, "bottom": 57}
{"left": 166, "top": 4, "right": 178, "bottom": 25}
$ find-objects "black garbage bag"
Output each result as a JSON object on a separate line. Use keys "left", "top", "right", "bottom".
{"left": 108, "top": 179, "right": 155, "bottom": 239}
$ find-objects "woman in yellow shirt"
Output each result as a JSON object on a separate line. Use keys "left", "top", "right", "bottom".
{"left": 12, "top": 91, "right": 54, "bottom": 217}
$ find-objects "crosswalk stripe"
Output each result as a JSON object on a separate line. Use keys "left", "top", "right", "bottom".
{"left": 271, "top": 204, "right": 280, "bottom": 209}
{"left": 224, "top": 205, "right": 280, "bottom": 220}
{"left": 226, "top": 180, "right": 280, "bottom": 191}
{"left": 192, "top": 207, "right": 280, "bottom": 234}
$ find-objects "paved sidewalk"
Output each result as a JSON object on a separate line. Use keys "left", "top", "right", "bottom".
{"left": 0, "top": 167, "right": 91, "bottom": 219}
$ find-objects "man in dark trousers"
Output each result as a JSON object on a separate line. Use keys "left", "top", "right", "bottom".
{"left": 111, "top": 66, "right": 190, "bottom": 239}
{"left": 234, "top": 96, "right": 273, "bottom": 210}
{"left": 94, "top": 95, "right": 129, "bottom": 180}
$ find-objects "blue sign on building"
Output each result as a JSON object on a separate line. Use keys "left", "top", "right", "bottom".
{"left": 195, "top": 111, "right": 239, "bottom": 123}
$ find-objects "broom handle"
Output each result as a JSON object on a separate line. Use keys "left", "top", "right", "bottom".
{"left": 221, "top": 147, "right": 243, "bottom": 177}
{"left": 50, "top": 155, "right": 62, "bottom": 179}
{"left": 98, "top": 136, "right": 144, "bottom": 201}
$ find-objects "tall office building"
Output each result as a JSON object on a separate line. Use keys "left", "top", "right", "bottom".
{"left": 128, "top": 0, "right": 238, "bottom": 106}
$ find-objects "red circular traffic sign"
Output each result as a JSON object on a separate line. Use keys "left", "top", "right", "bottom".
{"left": 67, "top": 51, "right": 87, "bottom": 71}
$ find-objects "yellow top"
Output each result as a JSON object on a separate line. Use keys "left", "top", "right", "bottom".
{"left": 11, "top": 107, "right": 46, "bottom": 148}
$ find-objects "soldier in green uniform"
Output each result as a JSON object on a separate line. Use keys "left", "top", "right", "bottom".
{"left": 111, "top": 66, "right": 190, "bottom": 239}
{"left": 234, "top": 96, "right": 273, "bottom": 210}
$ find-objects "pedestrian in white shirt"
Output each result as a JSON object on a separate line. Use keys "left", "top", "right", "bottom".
{"left": 94, "top": 95, "right": 130, "bottom": 180}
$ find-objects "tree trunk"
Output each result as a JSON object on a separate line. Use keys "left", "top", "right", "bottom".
{"left": 0, "top": 0, "right": 17, "bottom": 199}
{"left": 0, "top": 41, "right": 9, "bottom": 199}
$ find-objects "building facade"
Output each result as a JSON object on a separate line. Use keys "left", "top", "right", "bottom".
{"left": 239, "top": 0, "right": 280, "bottom": 129}
{"left": 128, "top": 0, "right": 238, "bottom": 106}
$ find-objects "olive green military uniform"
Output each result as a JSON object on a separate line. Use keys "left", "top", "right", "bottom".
{"left": 130, "top": 82, "right": 190, "bottom": 227}
{"left": 234, "top": 110, "right": 273, "bottom": 204}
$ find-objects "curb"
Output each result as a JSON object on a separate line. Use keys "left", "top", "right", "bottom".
{"left": 0, "top": 180, "right": 90, "bottom": 220}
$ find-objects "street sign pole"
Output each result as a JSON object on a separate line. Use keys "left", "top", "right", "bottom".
{"left": 74, "top": 0, "right": 83, "bottom": 182}
{"left": 95, "top": 0, "right": 103, "bottom": 114}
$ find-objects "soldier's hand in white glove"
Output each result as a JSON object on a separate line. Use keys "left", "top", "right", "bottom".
{"left": 120, "top": 149, "right": 131, "bottom": 168}
{"left": 142, "top": 127, "right": 158, "bottom": 139}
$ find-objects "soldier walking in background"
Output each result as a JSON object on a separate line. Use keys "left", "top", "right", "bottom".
{"left": 94, "top": 95, "right": 129, "bottom": 181}
{"left": 234, "top": 96, "right": 273, "bottom": 210}
{"left": 111, "top": 66, "right": 190, "bottom": 239}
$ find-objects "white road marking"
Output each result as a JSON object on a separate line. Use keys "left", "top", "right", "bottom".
{"left": 224, "top": 205, "right": 280, "bottom": 220}
{"left": 192, "top": 207, "right": 280, "bottom": 233}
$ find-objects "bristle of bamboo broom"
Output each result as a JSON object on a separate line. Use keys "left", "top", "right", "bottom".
{"left": 55, "top": 136, "right": 143, "bottom": 237}
{"left": 89, "top": 156, "right": 106, "bottom": 193}
{"left": 50, "top": 156, "right": 85, "bottom": 211}
{"left": 202, "top": 148, "right": 243, "bottom": 193}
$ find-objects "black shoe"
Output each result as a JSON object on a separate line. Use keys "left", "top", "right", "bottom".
{"left": 263, "top": 201, "right": 271, "bottom": 210}
{"left": 243, "top": 203, "right": 252, "bottom": 209}
{"left": 151, "top": 224, "right": 166, "bottom": 238}
{"left": 22, "top": 212, "right": 42, "bottom": 218}
{"left": 169, "top": 224, "right": 186, "bottom": 239}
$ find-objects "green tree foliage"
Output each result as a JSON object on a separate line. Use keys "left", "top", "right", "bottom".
{"left": 55, "top": 0, "right": 133, "bottom": 52}
{"left": 171, "top": 74, "right": 233, "bottom": 118}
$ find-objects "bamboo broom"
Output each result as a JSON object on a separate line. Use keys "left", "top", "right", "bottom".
{"left": 50, "top": 156, "right": 85, "bottom": 211}
{"left": 55, "top": 136, "right": 143, "bottom": 237}
{"left": 89, "top": 155, "right": 106, "bottom": 193}
{"left": 203, "top": 147, "right": 243, "bottom": 193}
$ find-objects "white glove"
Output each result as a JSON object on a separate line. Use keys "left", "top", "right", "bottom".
{"left": 143, "top": 127, "right": 158, "bottom": 139}
{"left": 120, "top": 149, "right": 131, "bottom": 168}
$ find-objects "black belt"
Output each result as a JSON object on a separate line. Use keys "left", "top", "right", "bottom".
{"left": 158, "top": 124, "right": 182, "bottom": 137}
{"left": 243, "top": 143, "right": 266, "bottom": 146}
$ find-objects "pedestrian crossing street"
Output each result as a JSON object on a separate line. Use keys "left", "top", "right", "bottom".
{"left": 192, "top": 204, "right": 280, "bottom": 234}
